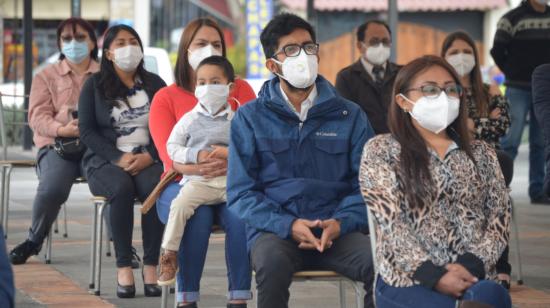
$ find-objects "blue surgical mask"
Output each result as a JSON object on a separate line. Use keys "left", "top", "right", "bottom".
{"left": 62, "top": 40, "right": 89, "bottom": 64}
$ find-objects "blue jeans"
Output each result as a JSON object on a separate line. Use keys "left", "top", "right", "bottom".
{"left": 501, "top": 86, "right": 546, "bottom": 199}
{"left": 157, "top": 182, "right": 252, "bottom": 303}
{"left": 376, "top": 276, "right": 511, "bottom": 308}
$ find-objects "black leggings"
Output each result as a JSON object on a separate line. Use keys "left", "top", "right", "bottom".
{"left": 496, "top": 150, "right": 513, "bottom": 275}
{"left": 86, "top": 162, "right": 164, "bottom": 268}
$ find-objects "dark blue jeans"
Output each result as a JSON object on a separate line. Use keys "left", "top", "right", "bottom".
{"left": 376, "top": 276, "right": 511, "bottom": 308}
{"left": 501, "top": 86, "right": 546, "bottom": 199}
{"left": 157, "top": 182, "right": 252, "bottom": 303}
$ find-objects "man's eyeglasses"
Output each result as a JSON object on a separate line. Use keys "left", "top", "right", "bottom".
{"left": 272, "top": 43, "right": 320, "bottom": 58}
{"left": 61, "top": 34, "right": 88, "bottom": 43}
{"left": 365, "top": 38, "right": 391, "bottom": 47}
{"left": 405, "top": 84, "right": 463, "bottom": 99}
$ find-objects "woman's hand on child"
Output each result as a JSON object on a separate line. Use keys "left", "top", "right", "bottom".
{"left": 206, "top": 145, "right": 228, "bottom": 160}
{"left": 198, "top": 159, "right": 227, "bottom": 178}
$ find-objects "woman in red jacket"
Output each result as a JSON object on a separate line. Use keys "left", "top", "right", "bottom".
{"left": 149, "top": 17, "right": 255, "bottom": 308}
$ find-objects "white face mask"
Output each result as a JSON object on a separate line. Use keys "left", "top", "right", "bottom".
{"left": 188, "top": 45, "right": 222, "bottom": 71}
{"left": 400, "top": 92, "right": 460, "bottom": 134}
{"left": 112, "top": 45, "right": 143, "bottom": 72}
{"left": 365, "top": 43, "right": 391, "bottom": 65}
{"left": 195, "top": 84, "right": 230, "bottom": 115}
{"left": 446, "top": 53, "right": 476, "bottom": 77}
{"left": 272, "top": 52, "right": 318, "bottom": 89}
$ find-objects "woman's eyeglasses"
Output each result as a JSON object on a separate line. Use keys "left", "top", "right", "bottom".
{"left": 406, "top": 84, "right": 462, "bottom": 99}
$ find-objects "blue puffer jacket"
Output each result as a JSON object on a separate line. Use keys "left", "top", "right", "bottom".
{"left": 227, "top": 75, "right": 375, "bottom": 249}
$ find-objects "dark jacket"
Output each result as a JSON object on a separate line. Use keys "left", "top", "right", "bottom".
{"left": 0, "top": 227, "right": 14, "bottom": 308}
{"left": 227, "top": 75, "right": 375, "bottom": 249}
{"left": 532, "top": 64, "right": 550, "bottom": 197}
{"left": 490, "top": 1, "right": 550, "bottom": 89}
{"left": 78, "top": 72, "right": 166, "bottom": 173}
{"left": 335, "top": 60, "right": 401, "bottom": 134}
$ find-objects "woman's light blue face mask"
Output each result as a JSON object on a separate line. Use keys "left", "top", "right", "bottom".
{"left": 62, "top": 40, "right": 89, "bottom": 64}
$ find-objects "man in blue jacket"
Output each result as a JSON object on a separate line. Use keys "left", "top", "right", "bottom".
{"left": 533, "top": 63, "right": 550, "bottom": 200}
{"left": 227, "top": 13, "right": 375, "bottom": 308}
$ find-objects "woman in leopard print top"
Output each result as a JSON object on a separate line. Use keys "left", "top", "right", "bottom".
{"left": 359, "top": 56, "right": 511, "bottom": 308}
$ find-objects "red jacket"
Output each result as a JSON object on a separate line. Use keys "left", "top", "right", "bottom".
{"left": 150, "top": 79, "right": 256, "bottom": 176}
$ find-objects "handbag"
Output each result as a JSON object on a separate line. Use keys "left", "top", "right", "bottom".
{"left": 53, "top": 137, "right": 86, "bottom": 161}
{"left": 141, "top": 168, "right": 179, "bottom": 214}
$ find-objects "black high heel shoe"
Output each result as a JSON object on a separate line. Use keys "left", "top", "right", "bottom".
{"left": 116, "top": 273, "right": 136, "bottom": 298}
{"left": 142, "top": 266, "right": 162, "bottom": 297}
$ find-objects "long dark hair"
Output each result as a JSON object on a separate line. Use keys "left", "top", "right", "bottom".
{"left": 97, "top": 24, "right": 156, "bottom": 107}
{"left": 57, "top": 17, "right": 98, "bottom": 61}
{"left": 441, "top": 31, "right": 489, "bottom": 117}
{"left": 174, "top": 18, "right": 227, "bottom": 92}
{"left": 388, "top": 55, "right": 474, "bottom": 209}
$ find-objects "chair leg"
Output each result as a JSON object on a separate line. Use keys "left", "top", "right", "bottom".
{"left": 89, "top": 200, "right": 99, "bottom": 290}
{"left": 0, "top": 166, "right": 6, "bottom": 233}
{"left": 63, "top": 203, "right": 68, "bottom": 238}
{"left": 103, "top": 205, "right": 111, "bottom": 257}
{"left": 94, "top": 201, "right": 106, "bottom": 296}
{"left": 161, "top": 285, "right": 170, "bottom": 308}
{"left": 54, "top": 217, "right": 59, "bottom": 234}
{"left": 2, "top": 165, "right": 13, "bottom": 238}
{"left": 511, "top": 199, "right": 524, "bottom": 285}
{"left": 174, "top": 279, "right": 178, "bottom": 308}
{"left": 44, "top": 226, "right": 52, "bottom": 264}
{"left": 351, "top": 281, "right": 364, "bottom": 308}
{"left": 339, "top": 280, "right": 346, "bottom": 308}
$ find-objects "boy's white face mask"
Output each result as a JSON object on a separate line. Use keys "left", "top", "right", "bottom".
{"left": 195, "top": 84, "right": 230, "bottom": 115}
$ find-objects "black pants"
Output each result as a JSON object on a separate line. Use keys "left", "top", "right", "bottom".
{"left": 496, "top": 150, "right": 513, "bottom": 275}
{"left": 251, "top": 232, "right": 374, "bottom": 308}
{"left": 86, "top": 162, "right": 164, "bottom": 268}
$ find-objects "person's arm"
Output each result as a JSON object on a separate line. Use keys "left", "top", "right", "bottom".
{"left": 233, "top": 79, "right": 257, "bottom": 105}
{"left": 78, "top": 76, "right": 125, "bottom": 163}
{"left": 359, "top": 137, "right": 448, "bottom": 289}
{"left": 227, "top": 109, "right": 297, "bottom": 239}
{"left": 473, "top": 95, "right": 511, "bottom": 141}
{"left": 457, "top": 143, "right": 511, "bottom": 279}
{"left": 331, "top": 110, "right": 374, "bottom": 235}
{"left": 533, "top": 64, "right": 550, "bottom": 196}
{"left": 28, "top": 73, "right": 64, "bottom": 138}
{"left": 149, "top": 89, "right": 178, "bottom": 169}
{"left": 490, "top": 16, "right": 512, "bottom": 74}
{"left": 166, "top": 115, "right": 203, "bottom": 164}
{"left": 144, "top": 75, "right": 166, "bottom": 161}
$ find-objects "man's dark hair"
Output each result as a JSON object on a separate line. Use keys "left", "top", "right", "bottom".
{"left": 196, "top": 55, "right": 235, "bottom": 82}
{"left": 356, "top": 20, "right": 392, "bottom": 43}
{"left": 260, "top": 13, "right": 316, "bottom": 59}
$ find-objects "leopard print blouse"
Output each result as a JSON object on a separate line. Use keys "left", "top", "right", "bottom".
{"left": 359, "top": 134, "right": 511, "bottom": 287}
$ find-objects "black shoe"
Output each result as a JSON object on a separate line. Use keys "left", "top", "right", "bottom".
{"left": 131, "top": 246, "right": 141, "bottom": 269}
{"left": 177, "top": 303, "right": 198, "bottom": 308}
{"left": 116, "top": 282, "right": 136, "bottom": 298}
{"left": 9, "top": 240, "right": 39, "bottom": 265}
{"left": 227, "top": 304, "right": 247, "bottom": 308}
{"left": 142, "top": 266, "right": 162, "bottom": 297}
{"left": 498, "top": 279, "right": 511, "bottom": 290}
{"left": 531, "top": 195, "right": 550, "bottom": 205}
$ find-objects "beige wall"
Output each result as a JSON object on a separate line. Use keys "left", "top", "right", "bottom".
{"left": 0, "top": 0, "right": 110, "bottom": 20}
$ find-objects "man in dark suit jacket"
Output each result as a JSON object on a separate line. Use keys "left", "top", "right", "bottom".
{"left": 335, "top": 20, "right": 401, "bottom": 134}
{"left": 532, "top": 63, "right": 550, "bottom": 199}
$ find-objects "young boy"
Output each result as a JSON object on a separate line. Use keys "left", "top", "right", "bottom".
{"left": 158, "top": 55, "right": 236, "bottom": 285}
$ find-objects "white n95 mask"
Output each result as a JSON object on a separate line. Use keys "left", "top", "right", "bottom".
{"left": 400, "top": 92, "right": 460, "bottom": 134}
